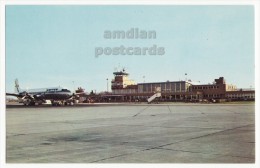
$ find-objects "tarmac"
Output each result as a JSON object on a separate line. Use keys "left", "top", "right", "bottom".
{"left": 6, "top": 103, "right": 255, "bottom": 163}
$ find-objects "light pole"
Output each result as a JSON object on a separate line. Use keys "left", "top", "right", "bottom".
{"left": 106, "top": 78, "right": 108, "bottom": 92}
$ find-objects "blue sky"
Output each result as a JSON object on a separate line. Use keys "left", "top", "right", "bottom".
{"left": 6, "top": 5, "right": 255, "bottom": 92}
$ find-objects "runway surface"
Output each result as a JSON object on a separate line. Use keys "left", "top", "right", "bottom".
{"left": 6, "top": 104, "right": 255, "bottom": 163}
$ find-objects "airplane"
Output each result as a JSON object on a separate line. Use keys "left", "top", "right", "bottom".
{"left": 6, "top": 79, "right": 78, "bottom": 106}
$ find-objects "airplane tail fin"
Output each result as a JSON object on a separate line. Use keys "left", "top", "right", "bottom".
{"left": 15, "top": 78, "right": 20, "bottom": 93}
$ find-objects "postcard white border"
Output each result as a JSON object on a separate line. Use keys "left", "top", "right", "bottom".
{"left": 0, "top": 1, "right": 259, "bottom": 168}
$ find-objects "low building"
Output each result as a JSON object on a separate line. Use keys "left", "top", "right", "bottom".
{"left": 226, "top": 89, "right": 255, "bottom": 101}
{"left": 108, "top": 70, "right": 255, "bottom": 102}
{"left": 191, "top": 77, "right": 235, "bottom": 99}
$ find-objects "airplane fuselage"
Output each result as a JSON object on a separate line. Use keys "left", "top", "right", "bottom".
{"left": 25, "top": 87, "right": 72, "bottom": 100}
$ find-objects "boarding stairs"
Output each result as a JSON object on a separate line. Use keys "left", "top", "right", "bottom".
{"left": 147, "top": 87, "right": 161, "bottom": 103}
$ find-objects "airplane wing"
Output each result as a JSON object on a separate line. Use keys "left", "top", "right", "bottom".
{"left": 6, "top": 93, "right": 23, "bottom": 98}
{"left": 7, "top": 92, "right": 46, "bottom": 105}
{"left": 6, "top": 92, "right": 34, "bottom": 100}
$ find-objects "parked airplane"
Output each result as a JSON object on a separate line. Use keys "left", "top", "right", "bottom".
{"left": 6, "top": 79, "right": 78, "bottom": 106}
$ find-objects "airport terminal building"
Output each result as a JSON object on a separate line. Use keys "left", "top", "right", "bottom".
{"left": 105, "top": 69, "right": 255, "bottom": 102}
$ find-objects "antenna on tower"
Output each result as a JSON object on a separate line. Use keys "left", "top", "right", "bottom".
{"left": 122, "top": 67, "right": 126, "bottom": 72}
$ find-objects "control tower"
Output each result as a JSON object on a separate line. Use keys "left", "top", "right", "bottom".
{"left": 111, "top": 69, "right": 136, "bottom": 90}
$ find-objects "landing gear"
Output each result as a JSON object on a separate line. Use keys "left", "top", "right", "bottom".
{"left": 23, "top": 100, "right": 35, "bottom": 106}
{"left": 51, "top": 101, "right": 61, "bottom": 106}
